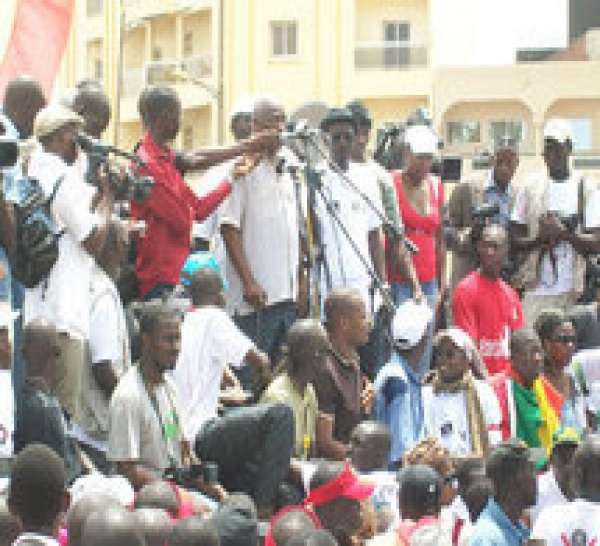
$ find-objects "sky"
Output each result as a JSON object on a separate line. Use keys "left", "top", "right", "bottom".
{"left": 431, "top": 0, "right": 568, "bottom": 65}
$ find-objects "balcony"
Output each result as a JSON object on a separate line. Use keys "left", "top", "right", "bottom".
{"left": 354, "top": 41, "right": 428, "bottom": 70}
{"left": 351, "top": 40, "right": 431, "bottom": 99}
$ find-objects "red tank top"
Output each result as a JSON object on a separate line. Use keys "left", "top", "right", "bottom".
{"left": 387, "top": 172, "right": 443, "bottom": 283}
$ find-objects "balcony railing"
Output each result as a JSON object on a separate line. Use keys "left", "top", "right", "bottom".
{"left": 354, "top": 41, "right": 429, "bottom": 70}
{"left": 122, "top": 55, "right": 213, "bottom": 97}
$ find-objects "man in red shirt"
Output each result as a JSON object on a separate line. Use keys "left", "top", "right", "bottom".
{"left": 453, "top": 225, "right": 524, "bottom": 375}
{"left": 132, "top": 85, "right": 273, "bottom": 299}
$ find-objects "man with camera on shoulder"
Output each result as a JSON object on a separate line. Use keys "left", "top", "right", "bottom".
{"left": 511, "top": 119, "right": 600, "bottom": 328}
{"left": 447, "top": 137, "right": 519, "bottom": 292}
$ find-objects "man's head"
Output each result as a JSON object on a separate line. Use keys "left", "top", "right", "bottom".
{"left": 477, "top": 225, "right": 508, "bottom": 280}
{"left": 403, "top": 125, "right": 437, "bottom": 182}
{"left": 138, "top": 301, "right": 182, "bottom": 374}
{"left": 96, "top": 220, "right": 129, "bottom": 282}
{"left": 81, "top": 506, "right": 145, "bottom": 546}
{"left": 321, "top": 108, "right": 357, "bottom": 170}
{"left": 284, "top": 319, "right": 330, "bottom": 384}
{"left": 454, "top": 458, "right": 486, "bottom": 501}
{"left": 307, "top": 461, "right": 374, "bottom": 546}
{"left": 324, "top": 289, "right": 372, "bottom": 349}
{"left": 34, "top": 105, "right": 83, "bottom": 165}
{"left": 185, "top": 266, "right": 226, "bottom": 308}
{"left": 348, "top": 421, "right": 391, "bottom": 473}
{"left": 3, "top": 76, "right": 46, "bottom": 138}
{"left": 212, "top": 493, "right": 259, "bottom": 546}
{"left": 22, "top": 320, "right": 60, "bottom": 388}
{"left": 141, "top": 85, "right": 182, "bottom": 144}
{"left": 132, "top": 508, "right": 172, "bottom": 546}
{"left": 268, "top": 507, "right": 321, "bottom": 546}
{"left": 8, "top": 444, "right": 70, "bottom": 533}
{"left": 170, "top": 516, "right": 220, "bottom": 546}
{"left": 398, "top": 464, "right": 442, "bottom": 521}
{"left": 542, "top": 118, "right": 572, "bottom": 180}
{"left": 67, "top": 495, "right": 121, "bottom": 546}
{"left": 134, "top": 481, "right": 180, "bottom": 519}
{"left": 230, "top": 96, "right": 254, "bottom": 142}
{"left": 491, "top": 138, "right": 519, "bottom": 190}
{"left": 534, "top": 309, "right": 577, "bottom": 370}
{"left": 463, "top": 478, "right": 494, "bottom": 523}
{"left": 486, "top": 440, "right": 537, "bottom": 511}
{"left": 572, "top": 435, "right": 600, "bottom": 501}
{"left": 346, "top": 101, "right": 372, "bottom": 162}
{"left": 549, "top": 427, "right": 582, "bottom": 501}
{"left": 71, "top": 80, "right": 111, "bottom": 139}
{"left": 252, "top": 97, "right": 286, "bottom": 156}
{"left": 510, "top": 329, "right": 543, "bottom": 389}
{"left": 432, "top": 329, "right": 475, "bottom": 384}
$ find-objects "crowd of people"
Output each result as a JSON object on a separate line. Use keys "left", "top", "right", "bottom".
{"left": 0, "top": 73, "right": 600, "bottom": 546}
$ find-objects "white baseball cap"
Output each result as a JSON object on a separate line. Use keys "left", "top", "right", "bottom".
{"left": 230, "top": 96, "right": 255, "bottom": 119}
{"left": 405, "top": 125, "right": 438, "bottom": 156}
{"left": 392, "top": 300, "right": 433, "bottom": 350}
{"left": 543, "top": 118, "right": 573, "bottom": 145}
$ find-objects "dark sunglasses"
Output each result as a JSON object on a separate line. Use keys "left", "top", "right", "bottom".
{"left": 553, "top": 335, "right": 577, "bottom": 345}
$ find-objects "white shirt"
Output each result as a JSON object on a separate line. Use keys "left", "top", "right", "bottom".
{"left": 314, "top": 163, "right": 383, "bottom": 306}
{"left": 529, "top": 470, "right": 569, "bottom": 526}
{"left": 511, "top": 174, "right": 600, "bottom": 295}
{"left": 0, "top": 370, "right": 13, "bottom": 458}
{"left": 531, "top": 499, "right": 600, "bottom": 546}
{"left": 422, "top": 379, "right": 502, "bottom": 456}
{"left": 24, "top": 147, "right": 98, "bottom": 339}
{"left": 12, "top": 533, "right": 60, "bottom": 546}
{"left": 173, "top": 306, "right": 253, "bottom": 440}
{"left": 220, "top": 159, "right": 300, "bottom": 315}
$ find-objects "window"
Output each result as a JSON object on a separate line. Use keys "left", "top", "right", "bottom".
{"left": 446, "top": 121, "right": 481, "bottom": 144}
{"left": 567, "top": 118, "right": 593, "bottom": 151}
{"left": 183, "top": 126, "right": 194, "bottom": 151}
{"left": 183, "top": 32, "right": 194, "bottom": 57}
{"left": 489, "top": 120, "right": 526, "bottom": 144}
{"left": 383, "top": 21, "right": 410, "bottom": 67}
{"left": 271, "top": 21, "right": 298, "bottom": 56}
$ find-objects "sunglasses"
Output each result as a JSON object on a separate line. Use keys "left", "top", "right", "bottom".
{"left": 330, "top": 133, "right": 354, "bottom": 143}
{"left": 553, "top": 335, "right": 577, "bottom": 345}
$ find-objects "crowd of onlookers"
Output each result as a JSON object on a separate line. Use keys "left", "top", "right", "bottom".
{"left": 1, "top": 72, "right": 600, "bottom": 546}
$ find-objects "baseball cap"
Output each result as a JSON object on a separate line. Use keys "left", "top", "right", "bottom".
{"left": 392, "top": 300, "right": 433, "bottom": 350}
{"left": 180, "top": 251, "right": 227, "bottom": 291}
{"left": 397, "top": 464, "right": 441, "bottom": 511}
{"left": 404, "top": 125, "right": 438, "bottom": 156}
{"left": 552, "top": 426, "right": 582, "bottom": 448}
{"left": 543, "top": 118, "right": 573, "bottom": 145}
{"left": 33, "top": 105, "right": 83, "bottom": 139}
{"left": 230, "top": 96, "right": 255, "bottom": 120}
{"left": 304, "top": 463, "right": 374, "bottom": 507}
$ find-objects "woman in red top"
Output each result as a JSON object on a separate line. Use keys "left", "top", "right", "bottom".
{"left": 387, "top": 125, "right": 447, "bottom": 372}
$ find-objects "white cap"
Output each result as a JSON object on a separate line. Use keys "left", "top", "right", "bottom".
{"left": 33, "top": 105, "right": 83, "bottom": 139}
{"left": 392, "top": 300, "right": 433, "bottom": 350}
{"left": 543, "top": 118, "right": 573, "bottom": 145}
{"left": 405, "top": 125, "right": 438, "bottom": 156}
{"left": 230, "top": 96, "right": 255, "bottom": 120}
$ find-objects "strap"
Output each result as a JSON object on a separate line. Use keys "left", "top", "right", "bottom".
{"left": 578, "top": 177, "right": 585, "bottom": 232}
{"left": 47, "top": 174, "right": 66, "bottom": 206}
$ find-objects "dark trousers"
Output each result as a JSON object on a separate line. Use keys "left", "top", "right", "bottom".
{"left": 194, "top": 403, "right": 295, "bottom": 509}
{"left": 234, "top": 300, "right": 296, "bottom": 391}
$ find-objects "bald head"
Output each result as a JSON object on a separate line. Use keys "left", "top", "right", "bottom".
{"left": 82, "top": 506, "right": 144, "bottom": 546}
{"left": 132, "top": 508, "right": 172, "bottom": 546}
{"left": 573, "top": 435, "right": 600, "bottom": 499}
{"left": 271, "top": 508, "right": 319, "bottom": 546}
{"left": 67, "top": 495, "right": 121, "bottom": 546}
{"left": 134, "top": 481, "right": 180, "bottom": 518}
{"left": 3, "top": 76, "right": 46, "bottom": 138}
{"left": 349, "top": 421, "right": 391, "bottom": 472}
{"left": 251, "top": 97, "right": 285, "bottom": 156}
{"left": 324, "top": 289, "right": 363, "bottom": 332}
{"left": 170, "top": 516, "right": 220, "bottom": 546}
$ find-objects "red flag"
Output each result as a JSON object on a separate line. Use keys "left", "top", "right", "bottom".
{"left": 0, "top": 0, "right": 75, "bottom": 98}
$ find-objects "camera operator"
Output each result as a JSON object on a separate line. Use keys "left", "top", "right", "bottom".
{"left": 447, "top": 137, "right": 519, "bottom": 291}
{"left": 1, "top": 76, "right": 47, "bottom": 394}
{"left": 132, "top": 85, "right": 277, "bottom": 301}
{"left": 24, "top": 105, "right": 116, "bottom": 421}
{"left": 511, "top": 119, "right": 600, "bottom": 327}
{"left": 69, "top": 80, "right": 111, "bottom": 140}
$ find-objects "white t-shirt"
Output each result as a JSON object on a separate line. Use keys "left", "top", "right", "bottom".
{"left": 314, "top": 163, "right": 383, "bottom": 306}
{"left": 529, "top": 470, "right": 569, "bottom": 526}
{"left": 511, "top": 174, "right": 600, "bottom": 295}
{"left": 422, "top": 379, "right": 502, "bottom": 456}
{"left": 367, "top": 470, "right": 400, "bottom": 532}
{"left": 0, "top": 370, "right": 13, "bottom": 458}
{"left": 531, "top": 499, "right": 600, "bottom": 546}
{"left": 25, "top": 148, "right": 98, "bottom": 339}
{"left": 173, "top": 306, "right": 253, "bottom": 441}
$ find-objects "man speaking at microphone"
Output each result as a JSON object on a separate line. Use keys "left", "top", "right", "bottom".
{"left": 220, "top": 97, "right": 307, "bottom": 389}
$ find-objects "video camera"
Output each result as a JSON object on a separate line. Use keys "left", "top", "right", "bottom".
{"left": 163, "top": 461, "right": 219, "bottom": 487}
{"left": 76, "top": 133, "right": 154, "bottom": 205}
{"left": 0, "top": 136, "right": 19, "bottom": 169}
{"left": 472, "top": 202, "right": 500, "bottom": 221}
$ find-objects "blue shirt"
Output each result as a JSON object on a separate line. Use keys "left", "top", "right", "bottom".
{"left": 483, "top": 173, "right": 514, "bottom": 229}
{"left": 374, "top": 352, "right": 423, "bottom": 466}
{"left": 470, "top": 499, "right": 530, "bottom": 546}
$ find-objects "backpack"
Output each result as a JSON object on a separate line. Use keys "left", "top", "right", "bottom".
{"left": 12, "top": 175, "right": 65, "bottom": 288}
